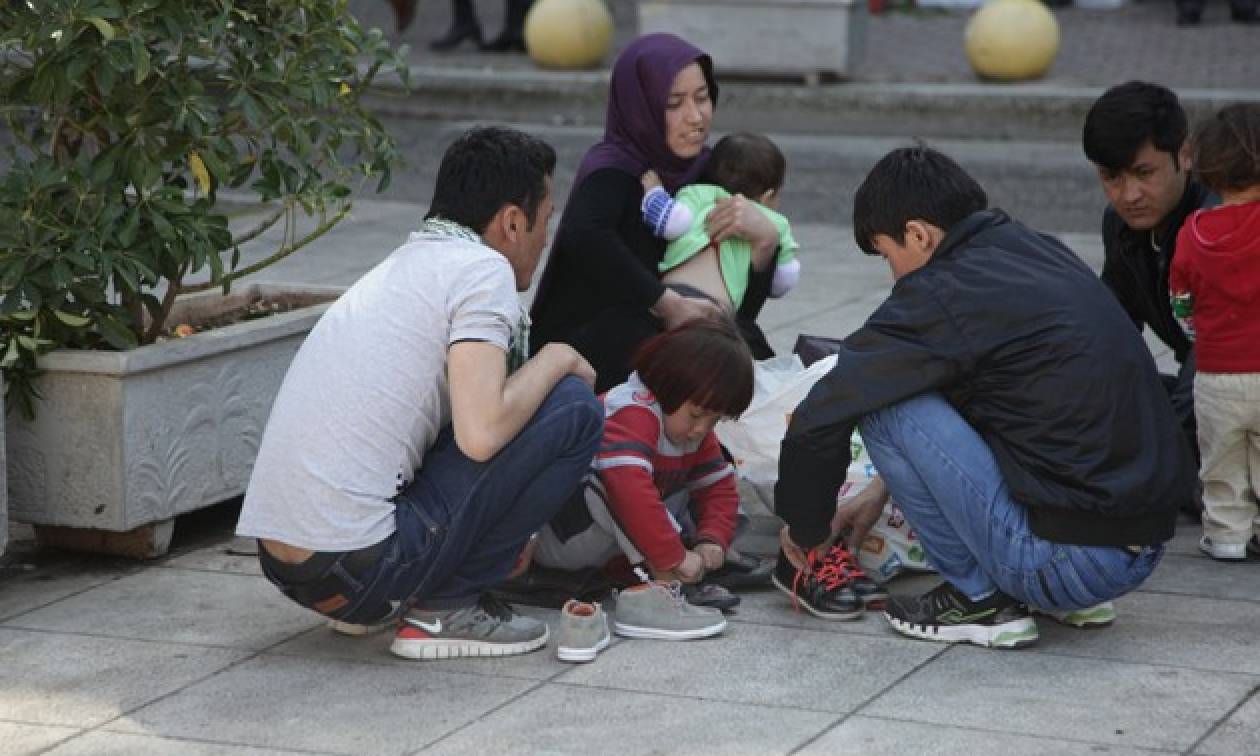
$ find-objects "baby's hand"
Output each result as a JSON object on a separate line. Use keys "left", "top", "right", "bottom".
{"left": 641, "top": 169, "right": 663, "bottom": 193}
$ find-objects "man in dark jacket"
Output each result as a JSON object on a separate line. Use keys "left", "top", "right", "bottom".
{"left": 775, "top": 146, "right": 1197, "bottom": 649}
{"left": 1084, "top": 81, "right": 1216, "bottom": 462}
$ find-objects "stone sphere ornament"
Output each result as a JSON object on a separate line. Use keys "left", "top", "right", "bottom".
{"left": 964, "top": 0, "right": 1061, "bottom": 82}
{"left": 524, "top": 0, "right": 615, "bottom": 70}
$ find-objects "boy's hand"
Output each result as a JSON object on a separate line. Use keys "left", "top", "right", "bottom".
{"left": 694, "top": 542, "right": 725, "bottom": 571}
{"left": 675, "top": 550, "right": 706, "bottom": 583}
{"left": 779, "top": 525, "right": 810, "bottom": 572}
{"left": 833, "top": 476, "right": 890, "bottom": 550}
{"left": 641, "top": 169, "right": 663, "bottom": 192}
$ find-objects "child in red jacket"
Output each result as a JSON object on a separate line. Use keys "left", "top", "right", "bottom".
{"left": 1170, "top": 103, "right": 1260, "bottom": 561}
{"left": 533, "top": 317, "right": 754, "bottom": 606}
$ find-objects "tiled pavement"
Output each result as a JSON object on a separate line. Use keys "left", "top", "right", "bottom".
{"left": 3, "top": 199, "right": 1258, "bottom": 755}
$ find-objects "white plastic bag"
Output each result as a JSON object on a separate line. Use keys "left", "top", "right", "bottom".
{"left": 715, "top": 354, "right": 837, "bottom": 485}
{"left": 842, "top": 431, "right": 932, "bottom": 579}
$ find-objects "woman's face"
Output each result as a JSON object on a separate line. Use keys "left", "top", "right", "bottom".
{"left": 663, "top": 62, "right": 713, "bottom": 161}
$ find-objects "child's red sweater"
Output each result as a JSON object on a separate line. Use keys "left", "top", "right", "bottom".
{"left": 1170, "top": 200, "right": 1260, "bottom": 373}
{"left": 593, "top": 373, "right": 738, "bottom": 572}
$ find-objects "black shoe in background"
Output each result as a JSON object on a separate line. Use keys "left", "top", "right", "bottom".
{"left": 883, "top": 581, "right": 1039, "bottom": 649}
{"left": 706, "top": 550, "right": 774, "bottom": 590}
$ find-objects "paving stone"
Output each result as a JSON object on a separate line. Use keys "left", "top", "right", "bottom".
{"left": 726, "top": 585, "right": 894, "bottom": 639}
{"left": 0, "top": 628, "right": 246, "bottom": 728}
{"left": 267, "top": 605, "right": 620, "bottom": 681}
{"left": 0, "top": 558, "right": 135, "bottom": 622}
{"left": 1139, "top": 553, "right": 1260, "bottom": 604}
{"left": 1034, "top": 590, "right": 1260, "bottom": 676}
{"left": 557, "top": 620, "right": 939, "bottom": 713}
{"left": 799, "top": 715, "right": 1166, "bottom": 755}
{"left": 4, "top": 568, "right": 321, "bottom": 649}
{"left": 0, "top": 721, "right": 81, "bottom": 755}
{"left": 41, "top": 731, "right": 314, "bottom": 756}
{"left": 161, "top": 544, "right": 263, "bottom": 577}
{"left": 429, "top": 682, "right": 835, "bottom": 755}
{"left": 1194, "top": 691, "right": 1260, "bottom": 756}
{"left": 865, "top": 646, "right": 1259, "bottom": 751}
{"left": 106, "top": 654, "right": 534, "bottom": 755}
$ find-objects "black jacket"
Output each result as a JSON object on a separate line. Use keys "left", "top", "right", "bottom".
{"left": 776, "top": 210, "right": 1197, "bottom": 550}
{"left": 1099, "top": 179, "right": 1216, "bottom": 364}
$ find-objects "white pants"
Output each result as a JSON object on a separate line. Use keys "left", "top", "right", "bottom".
{"left": 1196, "top": 372, "right": 1260, "bottom": 543}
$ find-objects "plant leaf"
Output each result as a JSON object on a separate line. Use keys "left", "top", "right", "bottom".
{"left": 189, "top": 151, "right": 211, "bottom": 194}
{"left": 87, "top": 17, "right": 116, "bottom": 42}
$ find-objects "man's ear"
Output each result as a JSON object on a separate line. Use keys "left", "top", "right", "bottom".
{"left": 904, "top": 220, "right": 935, "bottom": 255}
{"left": 1178, "top": 140, "right": 1194, "bottom": 172}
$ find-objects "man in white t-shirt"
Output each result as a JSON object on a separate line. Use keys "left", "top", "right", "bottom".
{"left": 237, "top": 127, "right": 601, "bottom": 661}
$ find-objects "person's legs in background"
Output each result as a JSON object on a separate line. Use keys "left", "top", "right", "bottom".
{"left": 430, "top": 0, "right": 482, "bottom": 51}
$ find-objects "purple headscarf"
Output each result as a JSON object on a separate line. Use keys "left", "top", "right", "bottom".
{"left": 572, "top": 33, "right": 720, "bottom": 194}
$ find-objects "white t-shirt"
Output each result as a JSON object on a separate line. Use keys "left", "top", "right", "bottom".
{"left": 236, "top": 226, "right": 523, "bottom": 551}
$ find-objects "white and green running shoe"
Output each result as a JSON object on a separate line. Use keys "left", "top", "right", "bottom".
{"left": 883, "top": 581, "right": 1039, "bottom": 649}
{"left": 1031, "top": 601, "right": 1116, "bottom": 628}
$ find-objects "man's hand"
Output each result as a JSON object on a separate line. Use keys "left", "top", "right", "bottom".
{"left": 694, "top": 542, "right": 725, "bottom": 571}
{"left": 779, "top": 525, "right": 811, "bottom": 572}
{"left": 832, "top": 476, "right": 890, "bottom": 550}
{"left": 538, "top": 342, "right": 596, "bottom": 388}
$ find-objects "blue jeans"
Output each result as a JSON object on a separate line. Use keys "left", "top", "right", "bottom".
{"left": 859, "top": 393, "right": 1163, "bottom": 611}
{"left": 263, "top": 376, "right": 602, "bottom": 624}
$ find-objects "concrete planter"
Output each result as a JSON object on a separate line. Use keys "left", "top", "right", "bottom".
{"left": 4, "top": 284, "right": 342, "bottom": 555}
{"left": 638, "top": 0, "right": 866, "bottom": 80}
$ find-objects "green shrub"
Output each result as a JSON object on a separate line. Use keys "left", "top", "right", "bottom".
{"left": 0, "top": 0, "right": 408, "bottom": 417}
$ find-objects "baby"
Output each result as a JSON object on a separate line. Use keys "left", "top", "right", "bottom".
{"left": 641, "top": 132, "right": 800, "bottom": 311}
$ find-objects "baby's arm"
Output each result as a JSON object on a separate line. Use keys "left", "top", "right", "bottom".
{"left": 640, "top": 171, "right": 694, "bottom": 241}
{"left": 770, "top": 257, "right": 801, "bottom": 298}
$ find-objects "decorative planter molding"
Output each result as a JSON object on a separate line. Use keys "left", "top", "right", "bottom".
{"left": 637, "top": 0, "right": 866, "bottom": 80}
{"left": 5, "top": 284, "right": 342, "bottom": 552}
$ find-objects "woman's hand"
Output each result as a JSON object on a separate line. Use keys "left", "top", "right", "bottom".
{"left": 706, "top": 194, "right": 779, "bottom": 269}
{"left": 651, "top": 288, "right": 721, "bottom": 330}
{"left": 641, "top": 169, "right": 663, "bottom": 193}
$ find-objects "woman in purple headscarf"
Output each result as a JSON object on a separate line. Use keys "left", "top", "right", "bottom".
{"left": 529, "top": 33, "right": 780, "bottom": 393}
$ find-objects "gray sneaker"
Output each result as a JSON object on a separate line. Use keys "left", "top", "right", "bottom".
{"left": 555, "top": 599, "right": 611, "bottom": 663}
{"left": 613, "top": 581, "right": 727, "bottom": 640}
{"left": 390, "top": 593, "right": 549, "bottom": 660}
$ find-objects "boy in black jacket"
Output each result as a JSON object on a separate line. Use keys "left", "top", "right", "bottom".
{"left": 775, "top": 146, "right": 1197, "bottom": 649}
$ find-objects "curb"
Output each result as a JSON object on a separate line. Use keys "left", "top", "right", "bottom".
{"left": 367, "top": 65, "right": 1260, "bottom": 140}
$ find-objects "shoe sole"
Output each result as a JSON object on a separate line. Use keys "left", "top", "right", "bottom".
{"left": 390, "top": 627, "right": 549, "bottom": 660}
{"left": 556, "top": 634, "right": 611, "bottom": 663}
{"left": 883, "top": 612, "right": 1039, "bottom": 649}
{"left": 1031, "top": 606, "right": 1116, "bottom": 629}
{"left": 611, "top": 618, "right": 727, "bottom": 640}
{"left": 770, "top": 575, "right": 863, "bottom": 621}
{"left": 1199, "top": 542, "right": 1250, "bottom": 561}
{"left": 328, "top": 620, "right": 391, "bottom": 636}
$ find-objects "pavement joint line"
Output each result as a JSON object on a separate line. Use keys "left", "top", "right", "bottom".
{"left": 410, "top": 672, "right": 569, "bottom": 754}
{"left": 1134, "top": 585, "right": 1260, "bottom": 607}
{"left": 787, "top": 643, "right": 953, "bottom": 755}
{"left": 856, "top": 711, "right": 1186, "bottom": 754}
{"left": 0, "top": 567, "right": 142, "bottom": 624}
{"left": 0, "top": 620, "right": 322, "bottom": 654}
{"left": 546, "top": 677, "right": 843, "bottom": 715}
{"left": 1181, "top": 680, "right": 1260, "bottom": 756}
{"left": 34, "top": 728, "right": 338, "bottom": 756}
{"left": 260, "top": 640, "right": 566, "bottom": 686}
{"left": 51, "top": 621, "right": 324, "bottom": 754}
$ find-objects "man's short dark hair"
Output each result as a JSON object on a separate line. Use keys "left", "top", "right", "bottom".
{"left": 700, "top": 132, "right": 787, "bottom": 200}
{"left": 1193, "top": 103, "right": 1260, "bottom": 195}
{"left": 853, "top": 145, "right": 988, "bottom": 256}
{"left": 1083, "top": 81, "right": 1188, "bottom": 172}
{"left": 426, "top": 126, "right": 557, "bottom": 234}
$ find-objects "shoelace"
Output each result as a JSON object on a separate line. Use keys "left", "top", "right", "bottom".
{"left": 788, "top": 545, "right": 865, "bottom": 613}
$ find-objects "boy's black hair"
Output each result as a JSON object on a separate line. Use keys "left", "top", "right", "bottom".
{"left": 700, "top": 132, "right": 786, "bottom": 200}
{"left": 853, "top": 145, "right": 988, "bottom": 256}
{"left": 1193, "top": 103, "right": 1260, "bottom": 195}
{"left": 1083, "top": 81, "right": 1188, "bottom": 172}
{"left": 426, "top": 126, "right": 557, "bottom": 234}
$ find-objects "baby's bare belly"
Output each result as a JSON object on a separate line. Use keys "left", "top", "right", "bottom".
{"left": 662, "top": 245, "right": 733, "bottom": 310}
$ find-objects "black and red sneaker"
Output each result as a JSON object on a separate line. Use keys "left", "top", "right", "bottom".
{"left": 772, "top": 544, "right": 884, "bottom": 620}
{"left": 818, "top": 544, "right": 888, "bottom": 610}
